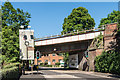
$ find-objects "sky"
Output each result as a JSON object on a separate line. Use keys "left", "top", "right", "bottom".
{"left": 3, "top": 2, "right": 119, "bottom": 38}
{"left": 2, "top": 0, "right": 120, "bottom": 2}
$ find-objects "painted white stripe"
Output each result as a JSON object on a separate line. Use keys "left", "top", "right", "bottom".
{"left": 43, "top": 74, "right": 80, "bottom": 78}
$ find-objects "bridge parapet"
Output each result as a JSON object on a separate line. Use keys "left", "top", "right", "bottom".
{"left": 35, "top": 31, "right": 104, "bottom": 46}
{"left": 35, "top": 28, "right": 104, "bottom": 41}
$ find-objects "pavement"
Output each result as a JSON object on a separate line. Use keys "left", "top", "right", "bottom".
{"left": 19, "top": 67, "right": 120, "bottom": 80}
{"left": 19, "top": 71, "right": 45, "bottom": 80}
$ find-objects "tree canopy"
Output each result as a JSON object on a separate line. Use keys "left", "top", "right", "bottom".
{"left": 61, "top": 7, "right": 95, "bottom": 34}
{"left": 2, "top": 2, "right": 31, "bottom": 58}
{"left": 99, "top": 10, "right": 119, "bottom": 28}
{"left": 95, "top": 10, "right": 120, "bottom": 75}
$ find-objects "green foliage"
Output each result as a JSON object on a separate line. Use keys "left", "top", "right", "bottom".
{"left": 99, "top": 10, "right": 119, "bottom": 28}
{"left": 55, "top": 62, "right": 60, "bottom": 65}
{"left": 61, "top": 7, "right": 95, "bottom": 34}
{"left": 39, "top": 63, "right": 52, "bottom": 67}
{"left": 95, "top": 10, "right": 120, "bottom": 75}
{"left": 44, "top": 62, "right": 48, "bottom": 65}
{"left": 40, "top": 63, "right": 43, "bottom": 65}
{"left": 2, "top": 2, "right": 31, "bottom": 58}
{"left": 118, "top": 11, "right": 120, "bottom": 30}
{"left": 115, "top": 11, "right": 120, "bottom": 51}
{"left": 48, "top": 65, "right": 52, "bottom": 67}
{"left": 95, "top": 51, "right": 120, "bottom": 75}
{"left": 1, "top": 54, "right": 20, "bottom": 75}
{"left": 63, "top": 52, "right": 69, "bottom": 67}
{"left": 1, "top": 2, "right": 31, "bottom": 79}
{"left": 93, "top": 32, "right": 103, "bottom": 49}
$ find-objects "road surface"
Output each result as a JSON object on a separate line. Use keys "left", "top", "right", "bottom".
{"left": 20, "top": 67, "right": 120, "bottom": 80}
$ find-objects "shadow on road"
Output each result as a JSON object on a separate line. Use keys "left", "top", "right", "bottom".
{"left": 108, "top": 74, "right": 120, "bottom": 79}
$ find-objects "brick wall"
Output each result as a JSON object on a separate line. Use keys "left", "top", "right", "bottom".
{"left": 88, "top": 50, "right": 96, "bottom": 71}
{"left": 96, "top": 49, "right": 103, "bottom": 56}
{"left": 87, "top": 23, "right": 117, "bottom": 71}
{"left": 34, "top": 53, "right": 63, "bottom": 65}
{"left": 104, "top": 23, "right": 117, "bottom": 51}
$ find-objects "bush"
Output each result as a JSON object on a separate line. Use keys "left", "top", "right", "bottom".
{"left": 2, "top": 68, "right": 20, "bottom": 80}
{"left": 95, "top": 50, "right": 120, "bottom": 75}
{"left": 44, "top": 62, "right": 48, "bottom": 65}
{"left": 40, "top": 63, "right": 43, "bottom": 65}
{"left": 48, "top": 65, "right": 52, "bottom": 67}
{"left": 55, "top": 62, "right": 60, "bottom": 65}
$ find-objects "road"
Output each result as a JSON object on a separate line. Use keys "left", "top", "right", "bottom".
{"left": 40, "top": 68, "right": 119, "bottom": 80}
{"left": 20, "top": 67, "right": 120, "bottom": 80}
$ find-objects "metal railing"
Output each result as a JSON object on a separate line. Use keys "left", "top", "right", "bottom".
{"left": 35, "top": 28, "right": 104, "bottom": 41}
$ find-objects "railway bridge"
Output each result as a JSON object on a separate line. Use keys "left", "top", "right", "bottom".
{"left": 35, "top": 23, "right": 117, "bottom": 71}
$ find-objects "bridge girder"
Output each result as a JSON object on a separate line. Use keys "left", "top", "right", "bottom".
{"left": 36, "top": 39, "right": 93, "bottom": 54}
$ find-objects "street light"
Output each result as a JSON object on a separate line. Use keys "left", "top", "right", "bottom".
{"left": 54, "top": 48, "right": 57, "bottom": 51}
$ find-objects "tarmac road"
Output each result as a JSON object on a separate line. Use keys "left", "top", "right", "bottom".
{"left": 20, "top": 67, "right": 120, "bottom": 80}
{"left": 40, "top": 67, "right": 120, "bottom": 80}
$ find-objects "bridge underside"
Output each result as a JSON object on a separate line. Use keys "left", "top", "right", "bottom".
{"left": 36, "top": 39, "right": 93, "bottom": 54}
{"left": 35, "top": 39, "right": 93, "bottom": 70}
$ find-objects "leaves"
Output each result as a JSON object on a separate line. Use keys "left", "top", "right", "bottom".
{"left": 99, "top": 10, "right": 120, "bottom": 28}
{"left": 1, "top": 2, "right": 31, "bottom": 77}
{"left": 61, "top": 7, "right": 95, "bottom": 34}
{"left": 2, "top": 2, "right": 31, "bottom": 58}
{"left": 95, "top": 51, "right": 120, "bottom": 75}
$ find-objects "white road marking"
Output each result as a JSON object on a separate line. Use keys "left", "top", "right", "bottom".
{"left": 43, "top": 74, "right": 81, "bottom": 78}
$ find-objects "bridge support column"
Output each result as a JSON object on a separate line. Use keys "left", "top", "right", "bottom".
{"left": 88, "top": 49, "right": 103, "bottom": 71}
{"left": 78, "top": 51, "right": 88, "bottom": 71}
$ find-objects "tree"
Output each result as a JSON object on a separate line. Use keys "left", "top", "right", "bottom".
{"left": 99, "top": 10, "right": 120, "bottom": 51}
{"left": 61, "top": 7, "right": 95, "bottom": 34}
{"left": 116, "top": 11, "right": 120, "bottom": 51}
{"left": 2, "top": 2, "right": 31, "bottom": 58}
{"left": 95, "top": 50, "right": 120, "bottom": 75}
{"left": 99, "top": 10, "right": 119, "bottom": 28}
{"left": 95, "top": 10, "right": 120, "bottom": 75}
{"left": 63, "top": 52, "right": 69, "bottom": 68}
{"left": 1, "top": 2, "right": 31, "bottom": 79}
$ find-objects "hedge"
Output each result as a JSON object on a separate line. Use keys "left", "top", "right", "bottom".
{"left": 95, "top": 50, "right": 120, "bottom": 75}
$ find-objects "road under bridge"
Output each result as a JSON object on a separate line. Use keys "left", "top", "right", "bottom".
{"left": 35, "top": 23, "right": 117, "bottom": 71}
